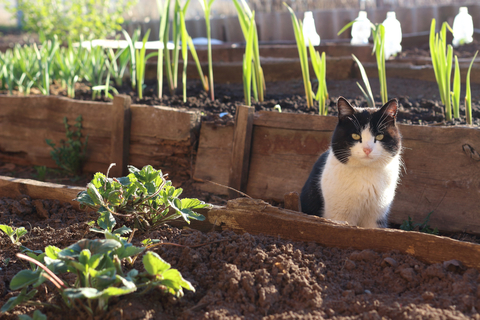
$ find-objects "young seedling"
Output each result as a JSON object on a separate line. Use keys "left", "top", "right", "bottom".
{"left": 135, "top": 29, "right": 158, "bottom": 100}
{"left": 46, "top": 115, "right": 89, "bottom": 177}
{"left": 75, "top": 164, "right": 209, "bottom": 231}
{"left": 429, "top": 19, "right": 454, "bottom": 121}
{"left": 0, "top": 225, "right": 28, "bottom": 246}
{"left": 233, "top": 0, "right": 265, "bottom": 103}
{"left": 198, "top": 0, "right": 216, "bottom": 101}
{"left": 400, "top": 211, "right": 439, "bottom": 235}
{"left": 452, "top": 55, "right": 461, "bottom": 119}
{"left": 242, "top": 13, "right": 256, "bottom": 106}
{"left": 285, "top": 4, "right": 314, "bottom": 109}
{"left": 122, "top": 29, "right": 141, "bottom": 91}
{"left": 465, "top": 51, "right": 478, "bottom": 125}
{"left": 339, "top": 20, "right": 388, "bottom": 104}
{"left": 352, "top": 54, "right": 375, "bottom": 108}
{"left": 309, "top": 44, "right": 329, "bottom": 115}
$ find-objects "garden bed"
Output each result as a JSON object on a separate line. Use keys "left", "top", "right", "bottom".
{"left": 2, "top": 178, "right": 480, "bottom": 319}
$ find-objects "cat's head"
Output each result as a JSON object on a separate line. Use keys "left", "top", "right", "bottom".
{"left": 331, "top": 97, "right": 401, "bottom": 166}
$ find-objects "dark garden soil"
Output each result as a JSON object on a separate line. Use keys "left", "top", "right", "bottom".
{"left": 2, "top": 195, "right": 480, "bottom": 320}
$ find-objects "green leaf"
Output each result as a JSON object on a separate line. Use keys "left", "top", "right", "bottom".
{"left": 10, "top": 269, "right": 41, "bottom": 290}
{"left": 0, "top": 288, "right": 38, "bottom": 313}
{"left": 44, "top": 245, "right": 61, "bottom": 259}
{"left": 116, "top": 245, "right": 145, "bottom": 260}
{"left": 163, "top": 268, "right": 195, "bottom": 292}
{"left": 113, "top": 225, "right": 132, "bottom": 236}
{"left": 87, "top": 182, "right": 105, "bottom": 207}
{"left": 18, "top": 310, "right": 47, "bottom": 320}
{"left": 97, "top": 211, "right": 116, "bottom": 232}
{"left": 143, "top": 251, "right": 171, "bottom": 276}
{"left": 0, "top": 224, "right": 14, "bottom": 237}
{"left": 59, "top": 239, "right": 122, "bottom": 259}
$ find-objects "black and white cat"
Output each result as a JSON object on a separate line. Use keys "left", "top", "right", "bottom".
{"left": 300, "top": 97, "right": 402, "bottom": 228}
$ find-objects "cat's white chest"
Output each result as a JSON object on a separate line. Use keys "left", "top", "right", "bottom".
{"left": 320, "top": 150, "right": 401, "bottom": 228}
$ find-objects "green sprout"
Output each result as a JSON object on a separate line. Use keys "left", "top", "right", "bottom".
{"left": 465, "top": 51, "right": 478, "bottom": 125}
{"left": 0, "top": 225, "right": 28, "bottom": 246}
{"left": 233, "top": 0, "right": 265, "bottom": 103}
{"left": 285, "top": 3, "right": 314, "bottom": 109}
{"left": 135, "top": 29, "right": 158, "bottom": 100}
{"left": 309, "top": 45, "right": 329, "bottom": 115}
{"left": 122, "top": 29, "right": 141, "bottom": 91}
{"left": 400, "top": 211, "right": 439, "bottom": 235}
{"left": 452, "top": 55, "right": 461, "bottom": 119}
{"left": 198, "top": 0, "right": 216, "bottom": 101}
{"left": 179, "top": 1, "right": 193, "bottom": 102}
{"left": 242, "top": 13, "right": 256, "bottom": 106}
{"left": 352, "top": 54, "right": 375, "bottom": 108}
{"left": 339, "top": 19, "right": 388, "bottom": 104}
{"left": 429, "top": 19, "right": 454, "bottom": 121}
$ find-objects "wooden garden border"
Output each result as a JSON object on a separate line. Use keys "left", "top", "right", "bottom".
{"left": 2, "top": 176, "right": 480, "bottom": 271}
{"left": 194, "top": 106, "right": 480, "bottom": 234}
{"left": 0, "top": 95, "right": 201, "bottom": 179}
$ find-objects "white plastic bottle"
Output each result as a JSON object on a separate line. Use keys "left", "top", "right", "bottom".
{"left": 382, "top": 11, "right": 402, "bottom": 59}
{"left": 303, "top": 11, "right": 320, "bottom": 46}
{"left": 351, "top": 11, "right": 371, "bottom": 45}
{"left": 452, "top": 7, "right": 474, "bottom": 47}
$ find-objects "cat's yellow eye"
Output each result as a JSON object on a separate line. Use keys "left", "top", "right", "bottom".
{"left": 351, "top": 133, "right": 361, "bottom": 140}
{"left": 376, "top": 134, "right": 384, "bottom": 141}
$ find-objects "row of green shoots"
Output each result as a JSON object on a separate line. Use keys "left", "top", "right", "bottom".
{"left": 0, "top": 164, "right": 210, "bottom": 319}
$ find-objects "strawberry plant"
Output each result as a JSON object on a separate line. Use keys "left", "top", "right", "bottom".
{"left": 0, "top": 225, "right": 28, "bottom": 246}
{"left": 1, "top": 235, "right": 194, "bottom": 317}
{"left": 76, "top": 164, "right": 208, "bottom": 231}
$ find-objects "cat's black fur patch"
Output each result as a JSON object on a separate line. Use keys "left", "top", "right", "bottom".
{"left": 300, "top": 97, "right": 400, "bottom": 217}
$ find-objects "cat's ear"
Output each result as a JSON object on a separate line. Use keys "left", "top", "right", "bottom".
{"left": 379, "top": 99, "right": 398, "bottom": 121}
{"left": 337, "top": 97, "right": 355, "bottom": 120}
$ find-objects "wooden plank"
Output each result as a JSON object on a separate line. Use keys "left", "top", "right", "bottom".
{"left": 254, "top": 111, "right": 338, "bottom": 131}
{"left": 193, "top": 122, "right": 234, "bottom": 195}
{"left": 110, "top": 95, "right": 132, "bottom": 177}
{"left": 244, "top": 112, "right": 480, "bottom": 234}
{"left": 228, "top": 105, "right": 254, "bottom": 198}
{"left": 130, "top": 104, "right": 200, "bottom": 141}
{"left": 0, "top": 96, "right": 113, "bottom": 173}
{"left": 208, "top": 198, "right": 480, "bottom": 270}
{"left": 246, "top": 125, "right": 332, "bottom": 201}
{"left": 284, "top": 191, "right": 300, "bottom": 212}
{"left": 0, "top": 176, "right": 84, "bottom": 210}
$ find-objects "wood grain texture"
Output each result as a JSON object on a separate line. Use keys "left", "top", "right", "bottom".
{"left": 0, "top": 176, "right": 84, "bottom": 210}
{"left": 241, "top": 111, "right": 480, "bottom": 233}
{"left": 0, "top": 96, "right": 112, "bottom": 173}
{"left": 209, "top": 198, "right": 480, "bottom": 270}
{"left": 110, "top": 95, "right": 132, "bottom": 177}
{"left": 229, "top": 105, "right": 254, "bottom": 198}
{"left": 193, "top": 122, "right": 234, "bottom": 195}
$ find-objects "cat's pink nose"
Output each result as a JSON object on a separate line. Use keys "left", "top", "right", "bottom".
{"left": 363, "top": 147, "right": 372, "bottom": 155}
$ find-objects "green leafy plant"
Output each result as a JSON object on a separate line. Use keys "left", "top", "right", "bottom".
{"left": 198, "top": 0, "right": 216, "bottom": 101}
{"left": 46, "top": 115, "right": 89, "bottom": 177}
{"left": 4, "top": 0, "right": 137, "bottom": 43}
{"left": 0, "top": 224, "right": 28, "bottom": 246}
{"left": 400, "top": 211, "right": 439, "bottom": 235}
{"left": 429, "top": 19, "right": 454, "bottom": 122}
{"left": 234, "top": 0, "right": 265, "bottom": 103}
{"left": 122, "top": 29, "right": 141, "bottom": 91}
{"left": 54, "top": 38, "right": 84, "bottom": 98}
{"left": 285, "top": 4, "right": 314, "bottom": 109}
{"left": 452, "top": 56, "right": 461, "bottom": 119}
{"left": 83, "top": 44, "right": 108, "bottom": 100}
{"left": 76, "top": 164, "right": 208, "bottom": 231}
{"left": 34, "top": 38, "right": 60, "bottom": 96}
{"left": 1, "top": 234, "right": 194, "bottom": 317}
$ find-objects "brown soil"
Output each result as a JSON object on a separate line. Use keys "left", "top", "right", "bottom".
{"left": 2, "top": 194, "right": 480, "bottom": 320}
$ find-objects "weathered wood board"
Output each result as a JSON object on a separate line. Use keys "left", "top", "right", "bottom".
{"left": 0, "top": 176, "right": 84, "bottom": 210}
{"left": 0, "top": 95, "right": 112, "bottom": 173}
{"left": 209, "top": 198, "right": 480, "bottom": 270}
{"left": 195, "top": 110, "right": 480, "bottom": 234}
{"left": 129, "top": 104, "right": 201, "bottom": 180}
{"left": 193, "top": 122, "right": 234, "bottom": 195}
